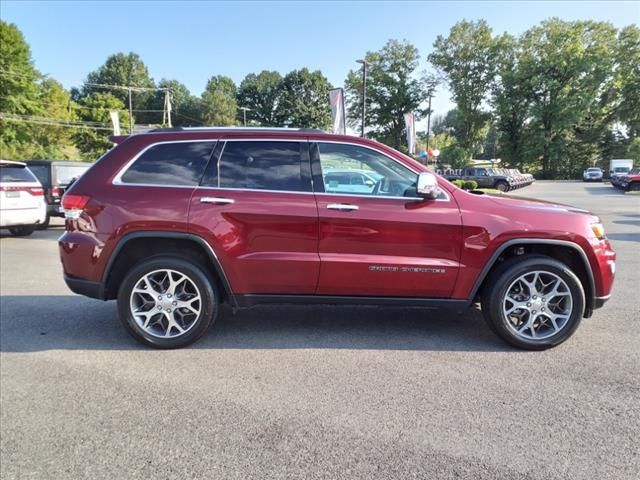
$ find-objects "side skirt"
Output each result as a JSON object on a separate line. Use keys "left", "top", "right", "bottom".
{"left": 235, "top": 294, "right": 471, "bottom": 309}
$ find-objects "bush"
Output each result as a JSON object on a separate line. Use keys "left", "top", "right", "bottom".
{"left": 464, "top": 180, "right": 478, "bottom": 190}
{"left": 452, "top": 179, "right": 465, "bottom": 189}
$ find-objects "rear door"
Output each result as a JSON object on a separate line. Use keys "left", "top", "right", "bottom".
{"left": 189, "top": 139, "right": 320, "bottom": 295}
{"left": 312, "top": 142, "right": 462, "bottom": 298}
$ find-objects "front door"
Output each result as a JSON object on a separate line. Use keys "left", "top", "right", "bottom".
{"left": 189, "top": 139, "right": 320, "bottom": 295}
{"left": 312, "top": 142, "right": 462, "bottom": 298}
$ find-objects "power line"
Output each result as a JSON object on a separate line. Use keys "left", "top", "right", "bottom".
{"left": 0, "top": 112, "right": 113, "bottom": 131}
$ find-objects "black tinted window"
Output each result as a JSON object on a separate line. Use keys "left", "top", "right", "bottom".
{"left": 27, "top": 165, "right": 51, "bottom": 185}
{"left": 216, "top": 141, "right": 309, "bottom": 192}
{"left": 0, "top": 165, "right": 37, "bottom": 183}
{"left": 121, "top": 142, "right": 215, "bottom": 186}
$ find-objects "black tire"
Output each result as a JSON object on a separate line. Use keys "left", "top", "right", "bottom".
{"left": 495, "top": 181, "right": 509, "bottom": 192}
{"left": 9, "top": 225, "right": 36, "bottom": 237}
{"left": 117, "top": 256, "right": 219, "bottom": 349}
{"left": 36, "top": 214, "right": 50, "bottom": 230}
{"left": 481, "top": 255, "right": 585, "bottom": 350}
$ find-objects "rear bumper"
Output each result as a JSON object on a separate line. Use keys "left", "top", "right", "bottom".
{"left": 0, "top": 204, "right": 47, "bottom": 227}
{"left": 63, "top": 274, "right": 104, "bottom": 300}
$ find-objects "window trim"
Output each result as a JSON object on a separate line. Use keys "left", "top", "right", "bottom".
{"left": 112, "top": 137, "right": 450, "bottom": 202}
{"left": 112, "top": 139, "right": 218, "bottom": 188}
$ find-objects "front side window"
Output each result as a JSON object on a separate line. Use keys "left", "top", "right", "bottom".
{"left": 121, "top": 142, "right": 215, "bottom": 186}
{"left": 209, "top": 141, "right": 309, "bottom": 192}
{"left": 316, "top": 142, "right": 416, "bottom": 197}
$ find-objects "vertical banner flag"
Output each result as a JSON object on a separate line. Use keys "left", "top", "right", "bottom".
{"left": 329, "top": 88, "right": 346, "bottom": 135}
{"left": 109, "top": 110, "right": 120, "bottom": 135}
{"left": 404, "top": 112, "right": 416, "bottom": 154}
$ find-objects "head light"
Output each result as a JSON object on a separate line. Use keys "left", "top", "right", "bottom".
{"left": 591, "top": 223, "right": 605, "bottom": 240}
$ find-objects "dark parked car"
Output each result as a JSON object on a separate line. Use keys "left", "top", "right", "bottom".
{"left": 26, "top": 160, "right": 91, "bottom": 228}
{"left": 60, "top": 128, "right": 615, "bottom": 350}
{"left": 440, "top": 166, "right": 533, "bottom": 192}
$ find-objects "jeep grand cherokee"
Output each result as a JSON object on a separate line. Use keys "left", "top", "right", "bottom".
{"left": 59, "top": 128, "right": 616, "bottom": 349}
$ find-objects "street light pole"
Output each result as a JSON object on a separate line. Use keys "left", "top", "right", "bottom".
{"left": 356, "top": 59, "right": 371, "bottom": 137}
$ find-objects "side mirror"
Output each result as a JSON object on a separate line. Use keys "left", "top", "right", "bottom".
{"left": 364, "top": 179, "right": 375, "bottom": 187}
{"left": 416, "top": 172, "right": 439, "bottom": 199}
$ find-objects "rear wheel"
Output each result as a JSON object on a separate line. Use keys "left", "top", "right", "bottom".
{"left": 117, "top": 256, "right": 219, "bottom": 349}
{"left": 495, "top": 181, "right": 509, "bottom": 192}
{"left": 9, "top": 225, "right": 36, "bottom": 236}
{"left": 481, "top": 255, "right": 585, "bottom": 350}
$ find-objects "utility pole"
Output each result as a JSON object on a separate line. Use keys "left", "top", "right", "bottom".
{"left": 356, "top": 58, "right": 371, "bottom": 137}
{"left": 128, "top": 87, "right": 133, "bottom": 133}
{"left": 426, "top": 94, "right": 432, "bottom": 151}
{"left": 239, "top": 106, "right": 251, "bottom": 126}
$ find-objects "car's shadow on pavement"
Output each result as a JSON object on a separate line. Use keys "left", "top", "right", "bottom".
{"left": 0, "top": 295, "right": 512, "bottom": 353}
{"left": 584, "top": 185, "right": 626, "bottom": 195}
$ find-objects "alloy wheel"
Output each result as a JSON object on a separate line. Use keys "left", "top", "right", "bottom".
{"left": 502, "top": 270, "right": 573, "bottom": 341}
{"left": 129, "top": 269, "right": 202, "bottom": 338}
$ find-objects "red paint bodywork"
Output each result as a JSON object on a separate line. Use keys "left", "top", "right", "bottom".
{"left": 59, "top": 130, "right": 615, "bottom": 307}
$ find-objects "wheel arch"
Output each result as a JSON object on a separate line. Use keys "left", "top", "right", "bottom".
{"left": 469, "top": 239, "right": 596, "bottom": 317}
{"left": 102, "top": 231, "right": 235, "bottom": 306}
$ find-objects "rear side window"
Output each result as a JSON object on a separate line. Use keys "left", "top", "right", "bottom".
{"left": 28, "top": 165, "right": 51, "bottom": 185}
{"left": 0, "top": 165, "right": 37, "bottom": 183}
{"left": 54, "top": 165, "right": 91, "bottom": 185}
{"left": 121, "top": 142, "right": 215, "bottom": 186}
{"left": 207, "top": 141, "right": 309, "bottom": 192}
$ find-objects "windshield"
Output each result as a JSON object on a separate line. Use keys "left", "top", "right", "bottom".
{"left": 614, "top": 167, "right": 630, "bottom": 173}
{"left": 587, "top": 168, "right": 601, "bottom": 172}
{"left": 0, "top": 165, "right": 38, "bottom": 183}
{"left": 54, "top": 164, "right": 90, "bottom": 185}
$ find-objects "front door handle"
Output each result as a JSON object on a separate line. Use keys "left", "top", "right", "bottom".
{"left": 200, "top": 197, "right": 234, "bottom": 205}
{"left": 326, "top": 203, "right": 359, "bottom": 211}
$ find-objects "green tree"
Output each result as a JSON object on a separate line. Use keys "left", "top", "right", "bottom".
{"left": 279, "top": 68, "right": 332, "bottom": 129}
{"left": 345, "top": 40, "right": 427, "bottom": 149}
{"left": 237, "top": 70, "right": 284, "bottom": 126}
{"left": 73, "top": 92, "right": 129, "bottom": 160}
{"left": 615, "top": 25, "right": 640, "bottom": 138}
{"left": 200, "top": 75, "right": 237, "bottom": 126}
{"left": 429, "top": 20, "right": 497, "bottom": 155}
{"left": 519, "top": 19, "right": 618, "bottom": 178}
{"left": 491, "top": 34, "right": 534, "bottom": 170}
{"left": 82, "top": 52, "right": 156, "bottom": 124}
{"left": 0, "top": 21, "right": 42, "bottom": 159}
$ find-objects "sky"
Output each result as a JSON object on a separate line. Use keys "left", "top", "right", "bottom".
{"left": 2, "top": 0, "right": 639, "bottom": 126}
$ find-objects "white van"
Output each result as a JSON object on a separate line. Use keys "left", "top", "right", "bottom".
{"left": 0, "top": 160, "right": 47, "bottom": 236}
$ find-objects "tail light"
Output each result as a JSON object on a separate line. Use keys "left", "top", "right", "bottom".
{"left": 61, "top": 194, "right": 90, "bottom": 219}
{"left": 0, "top": 185, "right": 44, "bottom": 196}
{"left": 51, "top": 187, "right": 61, "bottom": 197}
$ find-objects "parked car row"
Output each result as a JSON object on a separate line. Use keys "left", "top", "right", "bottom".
{"left": 611, "top": 167, "right": 640, "bottom": 192}
{"left": 438, "top": 166, "right": 534, "bottom": 192}
{"left": 1, "top": 160, "right": 91, "bottom": 236}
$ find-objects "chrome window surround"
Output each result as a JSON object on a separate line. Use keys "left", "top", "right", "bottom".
{"left": 111, "top": 138, "right": 451, "bottom": 202}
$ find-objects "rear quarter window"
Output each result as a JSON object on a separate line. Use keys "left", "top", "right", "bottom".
{"left": 120, "top": 142, "right": 216, "bottom": 186}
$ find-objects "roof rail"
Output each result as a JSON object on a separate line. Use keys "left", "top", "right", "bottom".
{"left": 148, "top": 126, "right": 326, "bottom": 134}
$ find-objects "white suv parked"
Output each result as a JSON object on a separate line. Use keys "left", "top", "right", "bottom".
{"left": 0, "top": 160, "right": 47, "bottom": 236}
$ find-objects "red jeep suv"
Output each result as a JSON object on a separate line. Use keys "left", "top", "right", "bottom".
{"left": 59, "top": 128, "right": 616, "bottom": 350}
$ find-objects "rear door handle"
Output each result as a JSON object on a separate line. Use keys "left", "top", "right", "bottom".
{"left": 326, "top": 203, "right": 359, "bottom": 211}
{"left": 200, "top": 197, "right": 234, "bottom": 205}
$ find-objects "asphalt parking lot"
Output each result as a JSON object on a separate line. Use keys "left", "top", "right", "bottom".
{"left": 1, "top": 181, "right": 639, "bottom": 479}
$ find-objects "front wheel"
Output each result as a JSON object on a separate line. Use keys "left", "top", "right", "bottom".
{"left": 481, "top": 255, "right": 585, "bottom": 350}
{"left": 495, "top": 181, "right": 509, "bottom": 192}
{"left": 9, "top": 225, "right": 36, "bottom": 236}
{"left": 117, "top": 256, "right": 219, "bottom": 349}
